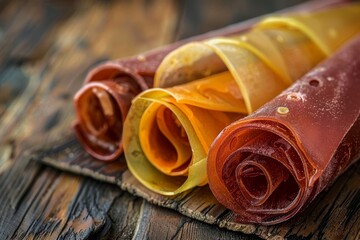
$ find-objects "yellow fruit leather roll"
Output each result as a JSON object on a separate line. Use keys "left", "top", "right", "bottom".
{"left": 123, "top": 4, "right": 360, "bottom": 195}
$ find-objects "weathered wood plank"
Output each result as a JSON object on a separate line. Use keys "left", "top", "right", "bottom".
{"left": 104, "top": 192, "right": 143, "bottom": 239}
{"left": 0, "top": 154, "right": 121, "bottom": 240}
{"left": 131, "top": 199, "right": 260, "bottom": 240}
{"left": 39, "top": 135, "right": 360, "bottom": 239}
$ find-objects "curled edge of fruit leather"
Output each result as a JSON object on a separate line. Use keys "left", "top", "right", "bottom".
{"left": 207, "top": 34, "right": 360, "bottom": 225}
{"left": 72, "top": 0, "right": 347, "bottom": 161}
{"left": 71, "top": 10, "right": 254, "bottom": 162}
{"left": 155, "top": 3, "right": 360, "bottom": 112}
{"left": 123, "top": 4, "right": 360, "bottom": 196}
{"left": 72, "top": 52, "right": 168, "bottom": 161}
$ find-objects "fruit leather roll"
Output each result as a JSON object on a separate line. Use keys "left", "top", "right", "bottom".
{"left": 207, "top": 34, "right": 360, "bottom": 225}
{"left": 73, "top": 0, "right": 347, "bottom": 161}
{"left": 73, "top": 14, "right": 257, "bottom": 162}
{"left": 123, "top": 4, "right": 360, "bottom": 195}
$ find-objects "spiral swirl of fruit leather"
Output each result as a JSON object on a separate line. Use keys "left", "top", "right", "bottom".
{"left": 73, "top": 0, "right": 348, "bottom": 161}
{"left": 72, "top": 23, "right": 252, "bottom": 161}
{"left": 123, "top": 4, "right": 360, "bottom": 195}
{"left": 207, "top": 34, "right": 360, "bottom": 225}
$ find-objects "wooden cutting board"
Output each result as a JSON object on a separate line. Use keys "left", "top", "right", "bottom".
{"left": 37, "top": 135, "right": 360, "bottom": 239}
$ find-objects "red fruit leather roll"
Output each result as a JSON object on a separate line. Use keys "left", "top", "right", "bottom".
{"left": 73, "top": 0, "right": 348, "bottom": 161}
{"left": 207, "top": 34, "right": 360, "bottom": 225}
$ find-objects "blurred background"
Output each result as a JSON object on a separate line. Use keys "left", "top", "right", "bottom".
{"left": 0, "top": 0, "right": 307, "bottom": 124}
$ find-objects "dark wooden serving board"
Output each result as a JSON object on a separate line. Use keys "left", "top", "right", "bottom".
{"left": 37, "top": 135, "right": 360, "bottom": 239}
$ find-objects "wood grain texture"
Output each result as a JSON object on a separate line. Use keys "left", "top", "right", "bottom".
{"left": 0, "top": 153, "right": 121, "bottom": 239}
{"left": 38, "top": 134, "right": 360, "bottom": 239}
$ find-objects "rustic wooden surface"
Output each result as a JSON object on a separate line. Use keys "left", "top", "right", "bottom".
{"left": 39, "top": 130, "right": 360, "bottom": 240}
{"left": 2, "top": 0, "right": 357, "bottom": 239}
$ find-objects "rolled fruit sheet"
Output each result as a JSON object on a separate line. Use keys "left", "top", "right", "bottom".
{"left": 73, "top": 0, "right": 347, "bottom": 161}
{"left": 123, "top": 4, "right": 360, "bottom": 195}
{"left": 207, "top": 33, "right": 360, "bottom": 225}
{"left": 72, "top": 18, "right": 252, "bottom": 162}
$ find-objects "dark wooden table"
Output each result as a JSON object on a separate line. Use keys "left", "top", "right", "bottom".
{"left": 2, "top": 0, "right": 349, "bottom": 239}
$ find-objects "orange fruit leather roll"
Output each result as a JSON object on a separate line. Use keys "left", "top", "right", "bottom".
{"left": 72, "top": 16, "right": 254, "bottom": 162}
{"left": 207, "top": 34, "right": 360, "bottom": 225}
{"left": 73, "top": 33, "right": 250, "bottom": 162}
{"left": 72, "top": 0, "right": 346, "bottom": 161}
{"left": 122, "top": 4, "right": 360, "bottom": 195}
